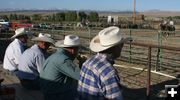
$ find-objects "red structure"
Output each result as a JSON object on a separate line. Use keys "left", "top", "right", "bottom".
{"left": 10, "top": 19, "right": 32, "bottom": 30}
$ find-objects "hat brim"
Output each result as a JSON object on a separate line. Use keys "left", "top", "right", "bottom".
{"left": 55, "top": 40, "right": 80, "bottom": 48}
{"left": 11, "top": 33, "right": 27, "bottom": 39}
{"left": 32, "top": 37, "right": 54, "bottom": 44}
{"left": 90, "top": 35, "right": 132, "bottom": 52}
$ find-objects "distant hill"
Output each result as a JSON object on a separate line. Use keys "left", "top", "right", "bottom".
{"left": 141, "top": 10, "right": 180, "bottom": 17}
{"left": 0, "top": 9, "right": 180, "bottom": 17}
{"left": 99, "top": 10, "right": 180, "bottom": 17}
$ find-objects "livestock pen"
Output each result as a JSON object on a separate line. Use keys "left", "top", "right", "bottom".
{"left": 0, "top": 27, "right": 179, "bottom": 100}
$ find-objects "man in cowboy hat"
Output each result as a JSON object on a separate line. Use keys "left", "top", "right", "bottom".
{"left": 3, "top": 27, "right": 30, "bottom": 75}
{"left": 78, "top": 26, "right": 132, "bottom": 100}
{"left": 17, "top": 33, "right": 54, "bottom": 90}
{"left": 39, "top": 34, "right": 81, "bottom": 100}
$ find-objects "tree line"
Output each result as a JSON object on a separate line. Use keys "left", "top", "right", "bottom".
{"left": 0, "top": 11, "right": 99, "bottom": 23}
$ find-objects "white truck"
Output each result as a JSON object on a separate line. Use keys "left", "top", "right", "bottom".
{"left": 0, "top": 19, "right": 9, "bottom": 26}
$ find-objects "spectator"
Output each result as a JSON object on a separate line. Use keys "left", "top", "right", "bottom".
{"left": 78, "top": 26, "right": 132, "bottom": 100}
{"left": 17, "top": 33, "right": 54, "bottom": 90}
{"left": 3, "top": 28, "right": 30, "bottom": 75}
{"left": 39, "top": 35, "right": 81, "bottom": 100}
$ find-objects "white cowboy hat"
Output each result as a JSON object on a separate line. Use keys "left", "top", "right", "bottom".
{"left": 55, "top": 35, "right": 80, "bottom": 47}
{"left": 32, "top": 33, "right": 54, "bottom": 44}
{"left": 90, "top": 26, "right": 132, "bottom": 52}
{"left": 11, "top": 28, "right": 29, "bottom": 38}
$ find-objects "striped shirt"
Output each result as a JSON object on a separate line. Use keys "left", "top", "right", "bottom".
{"left": 78, "top": 53, "right": 123, "bottom": 100}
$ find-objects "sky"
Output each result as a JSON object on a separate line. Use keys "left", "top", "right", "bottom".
{"left": 0, "top": 0, "right": 180, "bottom": 12}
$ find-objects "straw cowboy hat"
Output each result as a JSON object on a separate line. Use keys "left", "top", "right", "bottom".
{"left": 32, "top": 33, "right": 54, "bottom": 44}
{"left": 55, "top": 35, "right": 80, "bottom": 48}
{"left": 90, "top": 26, "right": 132, "bottom": 52}
{"left": 11, "top": 28, "right": 29, "bottom": 38}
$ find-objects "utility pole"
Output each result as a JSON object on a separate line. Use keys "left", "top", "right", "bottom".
{"left": 133, "top": 0, "right": 136, "bottom": 24}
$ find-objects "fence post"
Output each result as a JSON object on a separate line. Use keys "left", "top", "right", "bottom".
{"left": 159, "top": 31, "right": 163, "bottom": 70}
{"left": 88, "top": 27, "right": 91, "bottom": 55}
{"left": 156, "top": 31, "right": 163, "bottom": 71}
{"left": 147, "top": 46, "right": 152, "bottom": 100}
{"left": 129, "top": 29, "right": 132, "bottom": 63}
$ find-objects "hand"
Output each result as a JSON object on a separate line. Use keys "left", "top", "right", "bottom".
{"left": 77, "top": 54, "right": 87, "bottom": 69}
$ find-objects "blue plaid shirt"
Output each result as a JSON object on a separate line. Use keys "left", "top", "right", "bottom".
{"left": 78, "top": 53, "right": 123, "bottom": 100}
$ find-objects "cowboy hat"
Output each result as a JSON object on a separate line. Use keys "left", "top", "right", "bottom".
{"left": 55, "top": 34, "right": 80, "bottom": 48}
{"left": 90, "top": 26, "right": 132, "bottom": 52}
{"left": 11, "top": 28, "right": 29, "bottom": 38}
{"left": 32, "top": 33, "right": 54, "bottom": 44}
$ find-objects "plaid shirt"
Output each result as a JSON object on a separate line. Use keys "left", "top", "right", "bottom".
{"left": 78, "top": 53, "right": 123, "bottom": 100}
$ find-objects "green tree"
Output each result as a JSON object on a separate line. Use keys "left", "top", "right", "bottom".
{"left": 88, "top": 12, "right": 99, "bottom": 22}
{"left": 32, "top": 14, "right": 42, "bottom": 21}
{"left": 9, "top": 14, "right": 18, "bottom": 20}
{"left": 65, "top": 11, "right": 77, "bottom": 21}
{"left": 1, "top": 15, "right": 9, "bottom": 21}
{"left": 18, "top": 14, "right": 26, "bottom": 20}
{"left": 56, "top": 12, "right": 65, "bottom": 22}
{"left": 9, "top": 14, "right": 14, "bottom": 20}
{"left": 78, "top": 11, "right": 87, "bottom": 21}
{"left": 167, "top": 16, "right": 173, "bottom": 20}
{"left": 44, "top": 15, "right": 52, "bottom": 22}
{"left": 52, "top": 14, "right": 56, "bottom": 22}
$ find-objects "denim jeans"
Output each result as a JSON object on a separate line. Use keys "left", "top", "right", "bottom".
{"left": 19, "top": 78, "right": 40, "bottom": 90}
{"left": 44, "top": 91, "right": 78, "bottom": 100}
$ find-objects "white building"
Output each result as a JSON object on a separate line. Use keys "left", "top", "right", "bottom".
{"left": 107, "top": 16, "right": 119, "bottom": 24}
{"left": 169, "top": 21, "right": 174, "bottom": 25}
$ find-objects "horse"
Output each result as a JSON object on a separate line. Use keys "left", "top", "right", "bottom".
{"left": 159, "top": 23, "right": 175, "bottom": 38}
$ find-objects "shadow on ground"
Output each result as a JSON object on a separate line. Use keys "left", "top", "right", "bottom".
{"left": 122, "top": 77, "right": 179, "bottom": 100}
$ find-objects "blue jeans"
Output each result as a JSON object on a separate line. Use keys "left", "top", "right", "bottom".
{"left": 19, "top": 78, "right": 40, "bottom": 90}
{"left": 44, "top": 90, "right": 78, "bottom": 100}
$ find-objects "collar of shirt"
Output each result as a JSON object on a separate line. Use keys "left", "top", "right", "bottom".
{"left": 15, "top": 39, "right": 24, "bottom": 46}
{"left": 14, "top": 39, "right": 26, "bottom": 51}
{"left": 32, "top": 44, "right": 44, "bottom": 53}
{"left": 97, "top": 53, "right": 115, "bottom": 65}
{"left": 57, "top": 48, "right": 75, "bottom": 60}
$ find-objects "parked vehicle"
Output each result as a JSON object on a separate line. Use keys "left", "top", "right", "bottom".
{"left": 0, "top": 19, "right": 9, "bottom": 26}
{"left": 39, "top": 23, "right": 51, "bottom": 29}
{"left": 0, "top": 24, "right": 9, "bottom": 32}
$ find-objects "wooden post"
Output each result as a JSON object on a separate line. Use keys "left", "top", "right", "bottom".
{"left": 133, "top": 0, "right": 136, "bottom": 24}
{"left": 147, "top": 46, "right": 151, "bottom": 100}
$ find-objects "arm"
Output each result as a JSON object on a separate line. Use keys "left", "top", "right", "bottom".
{"left": 13, "top": 44, "right": 24, "bottom": 66}
{"left": 35, "top": 54, "right": 45, "bottom": 73}
{"left": 101, "top": 66, "right": 123, "bottom": 100}
{"left": 57, "top": 59, "right": 80, "bottom": 80}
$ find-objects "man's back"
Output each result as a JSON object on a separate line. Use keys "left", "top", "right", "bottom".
{"left": 17, "top": 44, "right": 45, "bottom": 80}
{"left": 3, "top": 39, "right": 24, "bottom": 71}
{"left": 40, "top": 48, "right": 79, "bottom": 94}
{"left": 78, "top": 53, "right": 123, "bottom": 100}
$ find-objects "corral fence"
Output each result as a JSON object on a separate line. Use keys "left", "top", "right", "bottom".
{"left": 0, "top": 27, "right": 180, "bottom": 100}
{"left": 32, "top": 27, "right": 180, "bottom": 100}
{"left": 29, "top": 27, "right": 180, "bottom": 72}
{"left": 1, "top": 27, "right": 177, "bottom": 72}
{"left": 35, "top": 27, "right": 180, "bottom": 100}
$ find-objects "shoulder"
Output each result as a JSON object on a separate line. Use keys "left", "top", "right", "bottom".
{"left": 29, "top": 45, "right": 44, "bottom": 56}
{"left": 45, "top": 51, "right": 69, "bottom": 64}
{"left": 6, "top": 40, "right": 21, "bottom": 51}
{"left": 7, "top": 40, "right": 17, "bottom": 47}
{"left": 83, "top": 55, "right": 113, "bottom": 75}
